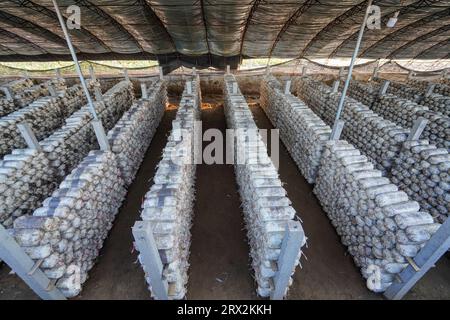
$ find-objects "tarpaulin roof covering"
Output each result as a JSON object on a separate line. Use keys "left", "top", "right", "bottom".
{"left": 0, "top": 0, "right": 448, "bottom": 70}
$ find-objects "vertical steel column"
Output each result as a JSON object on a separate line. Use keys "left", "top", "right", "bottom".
{"left": 332, "top": 80, "right": 340, "bottom": 93}
{"left": 284, "top": 80, "right": 292, "bottom": 94}
{"left": 123, "top": 69, "right": 130, "bottom": 82}
{"left": 271, "top": 221, "right": 305, "bottom": 300}
{"left": 140, "top": 83, "right": 148, "bottom": 99}
{"left": 330, "top": 0, "right": 373, "bottom": 139}
{"left": 379, "top": 80, "right": 390, "bottom": 95}
{"left": 51, "top": 0, "right": 109, "bottom": 151}
{"left": 17, "top": 123, "right": 42, "bottom": 151}
{"left": 425, "top": 84, "right": 436, "bottom": 97}
{"left": 372, "top": 59, "right": 380, "bottom": 78}
{"left": 384, "top": 218, "right": 450, "bottom": 300}
{"left": 48, "top": 85, "right": 57, "bottom": 97}
{"left": 132, "top": 221, "right": 169, "bottom": 300}
{"left": 0, "top": 86, "right": 12, "bottom": 100}
{"left": 55, "top": 68, "right": 62, "bottom": 79}
{"left": 89, "top": 64, "right": 96, "bottom": 81}
{"left": 0, "top": 224, "right": 66, "bottom": 300}
{"left": 407, "top": 118, "right": 428, "bottom": 141}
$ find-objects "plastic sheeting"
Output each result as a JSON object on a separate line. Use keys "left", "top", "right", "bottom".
{"left": 0, "top": 0, "right": 448, "bottom": 67}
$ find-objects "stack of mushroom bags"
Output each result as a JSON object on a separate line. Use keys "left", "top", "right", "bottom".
{"left": 342, "top": 80, "right": 380, "bottom": 107}
{"left": 138, "top": 76, "right": 200, "bottom": 299}
{"left": 0, "top": 78, "right": 34, "bottom": 116}
{"left": 433, "top": 83, "right": 450, "bottom": 97}
{"left": 1, "top": 78, "right": 34, "bottom": 107}
{"left": 40, "top": 80, "right": 134, "bottom": 180}
{"left": 225, "top": 74, "right": 306, "bottom": 298}
{"left": 12, "top": 78, "right": 66, "bottom": 108}
{"left": 0, "top": 94, "right": 15, "bottom": 117}
{"left": 108, "top": 80, "right": 167, "bottom": 186}
{"left": 0, "top": 148, "right": 56, "bottom": 228}
{"left": 406, "top": 79, "right": 450, "bottom": 97}
{"left": 391, "top": 140, "right": 450, "bottom": 224}
{"left": 420, "top": 94, "right": 450, "bottom": 117}
{"left": 0, "top": 80, "right": 133, "bottom": 232}
{"left": 314, "top": 139, "right": 440, "bottom": 292}
{"left": 0, "top": 81, "right": 101, "bottom": 230}
{"left": 372, "top": 95, "right": 449, "bottom": 150}
{"left": 260, "top": 75, "right": 331, "bottom": 183}
{"left": 296, "top": 77, "right": 409, "bottom": 175}
{"left": 374, "top": 78, "right": 423, "bottom": 103}
{"left": 293, "top": 76, "right": 332, "bottom": 119}
{"left": 8, "top": 81, "right": 135, "bottom": 297}
{"left": 3, "top": 78, "right": 34, "bottom": 93}
{"left": 0, "top": 80, "right": 98, "bottom": 158}
{"left": 12, "top": 150, "right": 126, "bottom": 297}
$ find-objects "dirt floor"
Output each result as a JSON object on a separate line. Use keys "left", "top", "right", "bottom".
{"left": 0, "top": 93, "right": 449, "bottom": 300}
{"left": 187, "top": 96, "right": 257, "bottom": 299}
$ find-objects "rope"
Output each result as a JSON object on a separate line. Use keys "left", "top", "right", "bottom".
{"left": 392, "top": 61, "right": 448, "bottom": 74}
{"left": 0, "top": 60, "right": 159, "bottom": 72}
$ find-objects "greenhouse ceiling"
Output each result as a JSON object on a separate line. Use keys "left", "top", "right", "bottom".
{"left": 0, "top": 0, "right": 448, "bottom": 70}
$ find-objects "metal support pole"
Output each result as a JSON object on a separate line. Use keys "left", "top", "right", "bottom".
{"left": 51, "top": 0, "right": 109, "bottom": 151}
{"left": 123, "top": 68, "right": 129, "bottom": 82}
{"left": 384, "top": 217, "right": 450, "bottom": 300}
{"left": 0, "top": 86, "right": 13, "bottom": 100}
{"left": 372, "top": 61, "right": 380, "bottom": 78}
{"left": 379, "top": 80, "right": 390, "bottom": 96}
{"left": 132, "top": 221, "right": 169, "bottom": 300}
{"left": 0, "top": 224, "right": 66, "bottom": 300}
{"left": 407, "top": 118, "right": 428, "bottom": 141}
{"left": 141, "top": 83, "right": 148, "bottom": 99}
{"left": 92, "top": 120, "right": 110, "bottom": 151}
{"left": 284, "top": 80, "right": 292, "bottom": 94}
{"left": 89, "top": 65, "right": 96, "bottom": 81}
{"left": 338, "top": 67, "right": 345, "bottom": 79}
{"left": 159, "top": 67, "right": 164, "bottom": 80}
{"left": 329, "top": 120, "right": 345, "bottom": 140}
{"left": 17, "top": 123, "right": 42, "bottom": 151}
{"left": 55, "top": 68, "right": 62, "bottom": 79}
{"left": 271, "top": 220, "right": 305, "bottom": 300}
{"left": 94, "top": 86, "right": 103, "bottom": 102}
{"left": 226, "top": 65, "right": 230, "bottom": 75}
{"left": 332, "top": 80, "right": 340, "bottom": 93}
{"left": 47, "top": 84, "right": 57, "bottom": 97}
{"left": 284, "top": 80, "right": 291, "bottom": 94}
{"left": 187, "top": 81, "right": 193, "bottom": 95}
{"left": 425, "top": 84, "right": 436, "bottom": 97}
{"left": 330, "top": 0, "right": 373, "bottom": 139}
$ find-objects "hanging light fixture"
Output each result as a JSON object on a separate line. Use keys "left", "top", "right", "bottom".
{"left": 386, "top": 11, "right": 400, "bottom": 28}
